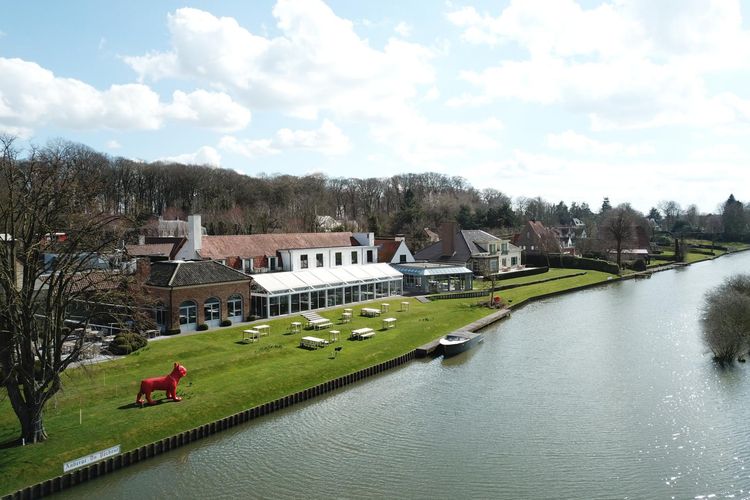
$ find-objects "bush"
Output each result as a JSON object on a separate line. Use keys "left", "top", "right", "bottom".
{"left": 525, "top": 253, "right": 620, "bottom": 274}
{"left": 197, "top": 323, "right": 209, "bottom": 331}
{"left": 109, "top": 332, "right": 147, "bottom": 355}
{"left": 220, "top": 319, "right": 232, "bottom": 327}
{"left": 702, "top": 274, "right": 750, "bottom": 363}
{"left": 630, "top": 259, "right": 647, "bottom": 272}
{"left": 163, "top": 328, "right": 181, "bottom": 336}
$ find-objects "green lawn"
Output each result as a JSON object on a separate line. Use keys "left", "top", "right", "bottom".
{"left": 474, "top": 268, "right": 584, "bottom": 290}
{"left": 0, "top": 269, "right": 615, "bottom": 494}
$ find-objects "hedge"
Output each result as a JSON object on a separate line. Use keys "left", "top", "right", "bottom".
{"left": 108, "top": 332, "right": 147, "bottom": 355}
{"left": 524, "top": 253, "right": 620, "bottom": 274}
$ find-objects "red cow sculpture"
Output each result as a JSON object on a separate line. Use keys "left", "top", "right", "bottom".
{"left": 136, "top": 362, "right": 187, "bottom": 406}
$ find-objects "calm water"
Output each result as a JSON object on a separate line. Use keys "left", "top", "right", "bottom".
{"left": 59, "top": 253, "right": 750, "bottom": 499}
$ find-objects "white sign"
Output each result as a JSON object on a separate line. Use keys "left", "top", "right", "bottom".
{"left": 63, "top": 445, "right": 121, "bottom": 473}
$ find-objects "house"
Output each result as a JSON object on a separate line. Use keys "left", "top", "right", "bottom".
{"left": 391, "top": 262, "right": 474, "bottom": 293}
{"left": 144, "top": 260, "right": 252, "bottom": 333}
{"left": 376, "top": 236, "right": 415, "bottom": 264}
{"left": 604, "top": 224, "right": 651, "bottom": 265}
{"left": 316, "top": 215, "right": 343, "bottom": 232}
{"left": 173, "top": 215, "right": 404, "bottom": 319}
{"left": 414, "top": 222, "right": 522, "bottom": 276}
{"left": 513, "top": 220, "right": 562, "bottom": 255}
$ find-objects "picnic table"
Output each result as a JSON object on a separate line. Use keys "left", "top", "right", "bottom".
{"left": 382, "top": 317, "right": 397, "bottom": 329}
{"left": 400, "top": 301, "right": 410, "bottom": 312}
{"left": 242, "top": 329, "right": 259, "bottom": 343}
{"left": 360, "top": 307, "right": 381, "bottom": 317}
{"left": 380, "top": 303, "right": 390, "bottom": 312}
{"left": 341, "top": 312, "right": 352, "bottom": 323}
{"left": 351, "top": 327, "right": 375, "bottom": 340}
{"left": 300, "top": 336, "right": 327, "bottom": 349}
{"left": 255, "top": 324, "right": 271, "bottom": 336}
{"left": 289, "top": 321, "right": 302, "bottom": 333}
{"left": 309, "top": 318, "right": 333, "bottom": 330}
{"left": 328, "top": 330, "right": 340, "bottom": 343}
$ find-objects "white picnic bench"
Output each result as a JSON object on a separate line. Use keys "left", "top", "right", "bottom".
{"left": 255, "top": 324, "right": 271, "bottom": 336}
{"left": 309, "top": 318, "right": 333, "bottom": 330}
{"left": 351, "top": 327, "right": 375, "bottom": 340}
{"left": 360, "top": 307, "right": 381, "bottom": 317}
{"left": 300, "top": 336, "right": 327, "bottom": 349}
{"left": 242, "top": 329, "right": 259, "bottom": 343}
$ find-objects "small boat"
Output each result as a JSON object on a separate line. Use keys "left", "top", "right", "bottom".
{"left": 439, "top": 331, "right": 484, "bottom": 357}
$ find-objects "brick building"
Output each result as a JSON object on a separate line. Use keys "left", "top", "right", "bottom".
{"left": 145, "top": 260, "right": 251, "bottom": 333}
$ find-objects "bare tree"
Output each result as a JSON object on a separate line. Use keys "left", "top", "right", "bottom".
{"left": 702, "top": 275, "right": 750, "bottom": 364}
{"left": 0, "top": 137, "right": 140, "bottom": 444}
{"left": 600, "top": 206, "right": 636, "bottom": 269}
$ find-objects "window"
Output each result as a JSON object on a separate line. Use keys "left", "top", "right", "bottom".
{"left": 228, "top": 295, "right": 243, "bottom": 319}
{"left": 218, "top": 259, "right": 226, "bottom": 265}
{"left": 179, "top": 301, "right": 197, "bottom": 328}
{"left": 268, "top": 256, "right": 277, "bottom": 271}
{"left": 511, "top": 256, "right": 518, "bottom": 266}
{"left": 204, "top": 298, "right": 220, "bottom": 326}
{"left": 501, "top": 242, "right": 509, "bottom": 255}
{"left": 351, "top": 251, "right": 358, "bottom": 264}
{"left": 399, "top": 254, "right": 407, "bottom": 263}
{"left": 243, "top": 258, "right": 253, "bottom": 274}
{"left": 316, "top": 253, "right": 324, "bottom": 267}
{"left": 489, "top": 243, "right": 497, "bottom": 254}
{"left": 335, "top": 252, "right": 342, "bottom": 266}
{"left": 300, "top": 254, "right": 308, "bottom": 269}
{"left": 366, "top": 250, "right": 373, "bottom": 263}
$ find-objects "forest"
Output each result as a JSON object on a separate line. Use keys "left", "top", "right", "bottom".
{"left": 7, "top": 138, "right": 750, "bottom": 248}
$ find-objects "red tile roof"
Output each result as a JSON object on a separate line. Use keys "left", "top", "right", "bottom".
{"left": 198, "top": 232, "right": 357, "bottom": 260}
{"left": 375, "top": 239, "right": 401, "bottom": 263}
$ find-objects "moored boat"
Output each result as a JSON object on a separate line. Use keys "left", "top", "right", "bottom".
{"left": 439, "top": 331, "right": 483, "bottom": 357}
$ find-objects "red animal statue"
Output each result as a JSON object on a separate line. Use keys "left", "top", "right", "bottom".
{"left": 136, "top": 363, "right": 187, "bottom": 406}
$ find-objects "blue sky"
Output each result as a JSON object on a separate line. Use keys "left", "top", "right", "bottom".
{"left": 2, "top": 0, "right": 750, "bottom": 214}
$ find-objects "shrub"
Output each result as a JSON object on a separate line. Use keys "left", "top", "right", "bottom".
{"left": 630, "top": 259, "right": 647, "bottom": 272}
{"left": 220, "top": 319, "right": 232, "bottom": 327}
{"left": 197, "top": 323, "right": 209, "bottom": 331}
{"left": 164, "top": 328, "right": 181, "bottom": 336}
{"left": 109, "top": 332, "right": 147, "bottom": 355}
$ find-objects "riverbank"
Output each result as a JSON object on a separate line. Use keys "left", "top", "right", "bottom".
{"left": 4, "top": 247, "right": 748, "bottom": 497}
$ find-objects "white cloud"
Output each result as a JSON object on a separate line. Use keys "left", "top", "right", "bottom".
{"left": 157, "top": 146, "right": 222, "bottom": 167}
{"left": 446, "top": 0, "right": 750, "bottom": 130}
{"left": 220, "top": 119, "right": 350, "bottom": 159}
{"left": 106, "top": 139, "right": 122, "bottom": 149}
{"left": 124, "top": 4, "right": 435, "bottom": 123}
{"left": 394, "top": 21, "right": 412, "bottom": 37}
{"left": 546, "top": 130, "right": 654, "bottom": 156}
{"left": 0, "top": 57, "right": 251, "bottom": 134}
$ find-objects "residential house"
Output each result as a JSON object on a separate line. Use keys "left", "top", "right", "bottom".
{"left": 513, "top": 220, "right": 562, "bottom": 255}
{"left": 376, "top": 236, "right": 415, "bottom": 264}
{"left": 144, "top": 260, "right": 252, "bottom": 333}
{"left": 414, "top": 222, "right": 522, "bottom": 276}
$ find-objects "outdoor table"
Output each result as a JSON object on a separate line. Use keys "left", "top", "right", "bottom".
{"left": 360, "top": 307, "right": 380, "bottom": 317}
{"left": 341, "top": 312, "right": 352, "bottom": 323}
{"left": 344, "top": 308, "right": 353, "bottom": 314}
{"left": 328, "top": 330, "right": 340, "bottom": 343}
{"left": 382, "top": 317, "right": 397, "bottom": 329}
{"left": 351, "top": 327, "right": 375, "bottom": 339}
{"left": 400, "top": 301, "right": 410, "bottom": 312}
{"left": 289, "top": 321, "right": 302, "bottom": 333}
{"left": 300, "top": 336, "right": 326, "bottom": 349}
{"left": 310, "top": 318, "right": 332, "bottom": 330}
{"left": 242, "top": 329, "right": 259, "bottom": 343}
{"left": 380, "top": 303, "right": 390, "bottom": 312}
{"left": 255, "top": 324, "right": 271, "bottom": 336}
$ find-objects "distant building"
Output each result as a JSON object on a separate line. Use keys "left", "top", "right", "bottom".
{"left": 414, "top": 222, "right": 522, "bottom": 276}
{"left": 513, "top": 220, "right": 562, "bottom": 255}
{"left": 376, "top": 236, "right": 415, "bottom": 264}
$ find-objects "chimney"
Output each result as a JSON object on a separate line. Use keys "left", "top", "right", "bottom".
{"left": 439, "top": 222, "right": 457, "bottom": 257}
{"left": 138, "top": 234, "right": 145, "bottom": 245}
{"left": 395, "top": 234, "right": 405, "bottom": 242}
{"left": 135, "top": 258, "right": 151, "bottom": 281}
{"left": 187, "top": 214, "right": 202, "bottom": 254}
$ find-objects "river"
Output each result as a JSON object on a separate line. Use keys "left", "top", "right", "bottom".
{"left": 58, "top": 252, "right": 750, "bottom": 499}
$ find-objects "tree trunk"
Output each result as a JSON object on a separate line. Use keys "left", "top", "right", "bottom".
{"left": 4, "top": 379, "right": 50, "bottom": 444}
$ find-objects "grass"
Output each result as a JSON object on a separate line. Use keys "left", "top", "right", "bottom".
{"left": 0, "top": 268, "right": 624, "bottom": 494}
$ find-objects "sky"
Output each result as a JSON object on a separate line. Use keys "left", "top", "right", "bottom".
{"left": 1, "top": 0, "right": 750, "bottom": 214}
